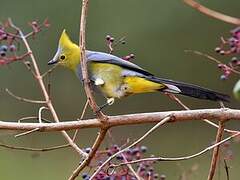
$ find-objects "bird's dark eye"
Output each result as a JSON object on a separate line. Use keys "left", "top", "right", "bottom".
{"left": 60, "top": 55, "right": 66, "bottom": 60}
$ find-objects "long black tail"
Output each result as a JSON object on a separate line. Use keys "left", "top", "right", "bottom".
{"left": 149, "top": 77, "right": 230, "bottom": 102}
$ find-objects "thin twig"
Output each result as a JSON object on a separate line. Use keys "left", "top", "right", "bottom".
{"left": 185, "top": 50, "right": 240, "bottom": 75}
{"left": 90, "top": 116, "right": 171, "bottom": 179}
{"left": 14, "top": 128, "right": 40, "bottom": 138}
{"left": 69, "top": 128, "right": 108, "bottom": 180}
{"left": 7, "top": 18, "right": 87, "bottom": 157}
{"left": 41, "top": 64, "right": 58, "bottom": 77}
{"left": 6, "top": 88, "right": 46, "bottom": 104}
{"left": 73, "top": 99, "right": 89, "bottom": 141}
{"left": 0, "top": 143, "right": 70, "bottom": 152}
{"left": 18, "top": 116, "right": 51, "bottom": 123}
{"left": 207, "top": 121, "right": 225, "bottom": 180}
{"left": 122, "top": 154, "right": 142, "bottom": 180}
{"left": 183, "top": 0, "right": 240, "bottom": 25}
{"left": 223, "top": 159, "right": 230, "bottom": 180}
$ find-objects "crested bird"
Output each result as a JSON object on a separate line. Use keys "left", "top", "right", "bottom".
{"left": 48, "top": 30, "right": 229, "bottom": 107}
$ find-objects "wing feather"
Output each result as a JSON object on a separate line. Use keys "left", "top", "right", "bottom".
{"left": 86, "top": 50, "right": 153, "bottom": 76}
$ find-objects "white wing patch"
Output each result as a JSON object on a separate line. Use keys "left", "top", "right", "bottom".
{"left": 164, "top": 84, "right": 181, "bottom": 93}
{"left": 94, "top": 78, "right": 105, "bottom": 86}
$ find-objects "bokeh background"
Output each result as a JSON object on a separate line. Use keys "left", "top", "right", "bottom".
{"left": 0, "top": 0, "right": 240, "bottom": 179}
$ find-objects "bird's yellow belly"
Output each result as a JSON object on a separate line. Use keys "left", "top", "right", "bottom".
{"left": 89, "top": 62, "right": 125, "bottom": 98}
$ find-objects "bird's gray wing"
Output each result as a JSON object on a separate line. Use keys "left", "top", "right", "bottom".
{"left": 86, "top": 50, "right": 154, "bottom": 76}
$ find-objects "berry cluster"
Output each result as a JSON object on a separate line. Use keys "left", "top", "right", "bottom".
{"left": 215, "top": 27, "right": 240, "bottom": 80}
{"left": 0, "top": 19, "right": 49, "bottom": 66}
{"left": 82, "top": 144, "right": 165, "bottom": 180}
{"left": 122, "top": 53, "right": 135, "bottom": 61}
{"left": 105, "top": 34, "right": 126, "bottom": 54}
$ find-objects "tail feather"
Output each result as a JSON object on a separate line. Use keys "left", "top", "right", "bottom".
{"left": 149, "top": 77, "right": 230, "bottom": 102}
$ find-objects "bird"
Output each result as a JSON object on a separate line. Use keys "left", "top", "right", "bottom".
{"left": 48, "top": 30, "right": 229, "bottom": 107}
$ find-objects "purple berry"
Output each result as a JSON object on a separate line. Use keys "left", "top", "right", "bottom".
{"left": 220, "top": 74, "right": 227, "bottom": 80}
{"left": 9, "top": 44, "right": 16, "bottom": 52}
{"left": 116, "top": 154, "right": 123, "bottom": 160}
{"left": 220, "top": 50, "right": 225, "bottom": 55}
{"left": 84, "top": 147, "right": 92, "bottom": 153}
{"left": 82, "top": 172, "right": 89, "bottom": 179}
{"left": 1, "top": 33, "right": 7, "bottom": 40}
{"left": 140, "top": 146, "right": 147, "bottom": 153}
{"left": 160, "top": 174, "right": 166, "bottom": 180}
{"left": 0, "top": 51, "right": 6, "bottom": 57}
{"left": 0, "top": 45, "right": 8, "bottom": 52}
{"left": 106, "top": 35, "right": 111, "bottom": 41}
{"left": 130, "top": 53, "right": 135, "bottom": 59}
{"left": 110, "top": 37, "right": 114, "bottom": 42}
{"left": 215, "top": 47, "right": 221, "bottom": 53}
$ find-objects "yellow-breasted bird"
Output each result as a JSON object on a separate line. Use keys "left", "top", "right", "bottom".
{"left": 48, "top": 30, "right": 229, "bottom": 106}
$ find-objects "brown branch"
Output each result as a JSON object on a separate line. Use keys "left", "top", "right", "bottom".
{"left": 207, "top": 121, "right": 225, "bottom": 180}
{"left": 79, "top": 0, "right": 106, "bottom": 120}
{"left": 69, "top": 128, "right": 108, "bottom": 180}
{"left": 0, "top": 143, "right": 69, "bottom": 152}
{"left": 5, "top": 88, "right": 46, "bottom": 104}
{"left": 90, "top": 116, "right": 172, "bottom": 179}
{"left": 183, "top": 0, "right": 240, "bottom": 25}
{"left": 72, "top": 1, "right": 109, "bottom": 178}
{"left": 72, "top": 99, "right": 89, "bottom": 141}
{"left": 0, "top": 109, "right": 240, "bottom": 132}
{"left": 7, "top": 18, "right": 87, "bottom": 157}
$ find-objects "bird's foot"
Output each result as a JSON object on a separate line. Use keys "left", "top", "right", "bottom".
{"left": 96, "top": 98, "right": 115, "bottom": 113}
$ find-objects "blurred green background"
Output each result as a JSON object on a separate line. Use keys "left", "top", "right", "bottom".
{"left": 0, "top": 0, "right": 240, "bottom": 179}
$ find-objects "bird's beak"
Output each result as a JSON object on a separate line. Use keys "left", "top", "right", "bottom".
{"left": 48, "top": 47, "right": 61, "bottom": 65}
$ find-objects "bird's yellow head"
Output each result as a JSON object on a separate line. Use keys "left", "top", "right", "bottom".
{"left": 48, "top": 30, "right": 80, "bottom": 71}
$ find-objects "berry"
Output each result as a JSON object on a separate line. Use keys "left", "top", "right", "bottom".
{"left": 84, "top": 147, "right": 92, "bottom": 153}
{"left": 124, "top": 55, "right": 131, "bottom": 60}
{"left": 130, "top": 53, "right": 135, "bottom": 59}
{"left": 220, "top": 74, "right": 227, "bottom": 80}
{"left": 215, "top": 47, "right": 221, "bottom": 53}
{"left": 160, "top": 174, "right": 166, "bottom": 180}
{"left": 113, "top": 144, "right": 119, "bottom": 151}
{"left": 140, "top": 146, "right": 147, "bottom": 153}
{"left": 110, "top": 37, "right": 114, "bottom": 42}
{"left": 0, "top": 45, "right": 8, "bottom": 52}
{"left": 217, "top": 64, "right": 224, "bottom": 69}
{"left": 31, "top": 21, "right": 38, "bottom": 27}
{"left": 106, "top": 35, "right": 111, "bottom": 41}
{"left": 224, "top": 70, "right": 231, "bottom": 76}
{"left": 153, "top": 173, "right": 159, "bottom": 179}
{"left": 219, "top": 50, "right": 225, "bottom": 55}
{"left": 132, "top": 148, "right": 139, "bottom": 155}
{"left": 82, "top": 172, "right": 89, "bottom": 179}
{"left": 9, "top": 44, "right": 16, "bottom": 52}
{"left": 231, "top": 57, "right": 238, "bottom": 63}
{"left": 107, "top": 151, "right": 112, "bottom": 156}
{"left": 0, "top": 51, "right": 6, "bottom": 57}
{"left": 104, "top": 177, "right": 111, "bottom": 180}
{"left": 116, "top": 154, "right": 123, "bottom": 160}
{"left": 1, "top": 33, "right": 7, "bottom": 40}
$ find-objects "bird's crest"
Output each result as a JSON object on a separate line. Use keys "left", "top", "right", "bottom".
{"left": 59, "top": 29, "right": 74, "bottom": 49}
